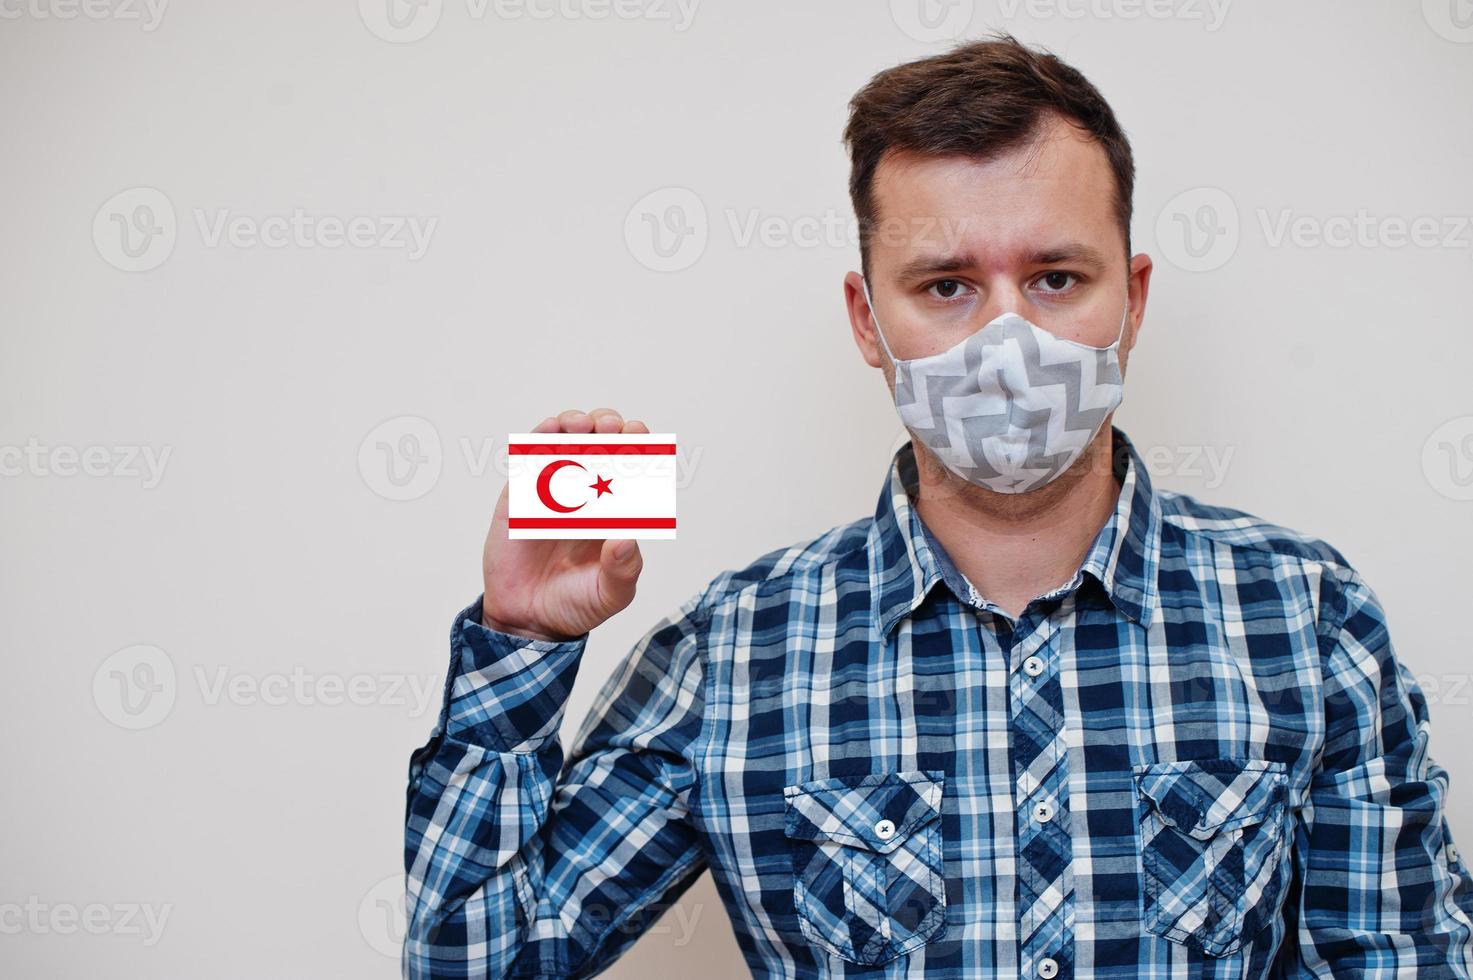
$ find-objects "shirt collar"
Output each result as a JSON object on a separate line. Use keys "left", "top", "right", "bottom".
{"left": 868, "top": 427, "right": 1162, "bottom": 638}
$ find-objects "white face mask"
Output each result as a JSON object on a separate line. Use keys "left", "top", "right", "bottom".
{"left": 863, "top": 277, "right": 1129, "bottom": 494}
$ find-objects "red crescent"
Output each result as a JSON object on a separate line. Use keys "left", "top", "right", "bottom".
{"left": 535, "top": 459, "right": 587, "bottom": 513}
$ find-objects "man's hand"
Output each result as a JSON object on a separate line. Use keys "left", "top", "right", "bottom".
{"left": 481, "top": 408, "right": 648, "bottom": 642}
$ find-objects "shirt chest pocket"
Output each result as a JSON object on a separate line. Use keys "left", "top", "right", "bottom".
{"left": 783, "top": 770, "right": 948, "bottom": 966}
{"left": 1135, "top": 758, "right": 1291, "bottom": 958}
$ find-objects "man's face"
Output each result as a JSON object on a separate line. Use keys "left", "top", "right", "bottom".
{"left": 846, "top": 113, "right": 1152, "bottom": 387}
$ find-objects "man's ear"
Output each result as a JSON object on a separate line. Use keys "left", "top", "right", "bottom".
{"left": 1123, "top": 252, "right": 1154, "bottom": 356}
{"left": 844, "top": 270, "right": 887, "bottom": 370}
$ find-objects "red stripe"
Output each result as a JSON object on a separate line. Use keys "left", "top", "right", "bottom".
{"left": 508, "top": 517, "right": 677, "bottom": 528}
{"left": 508, "top": 443, "right": 676, "bottom": 455}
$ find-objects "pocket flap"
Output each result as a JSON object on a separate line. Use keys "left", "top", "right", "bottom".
{"left": 1135, "top": 759, "right": 1286, "bottom": 840}
{"left": 783, "top": 769, "right": 944, "bottom": 854}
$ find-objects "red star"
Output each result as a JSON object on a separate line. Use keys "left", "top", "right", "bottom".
{"left": 589, "top": 474, "right": 614, "bottom": 498}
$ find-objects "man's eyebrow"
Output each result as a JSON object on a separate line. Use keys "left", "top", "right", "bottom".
{"left": 1027, "top": 242, "right": 1110, "bottom": 269}
{"left": 894, "top": 253, "right": 977, "bottom": 283}
{"left": 891, "top": 242, "right": 1111, "bottom": 283}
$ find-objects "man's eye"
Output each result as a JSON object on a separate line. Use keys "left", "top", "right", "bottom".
{"left": 929, "top": 279, "right": 965, "bottom": 299}
{"left": 1038, "top": 271, "right": 1076, "bottom": 292}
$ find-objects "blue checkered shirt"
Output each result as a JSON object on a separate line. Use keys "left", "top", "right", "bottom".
{"left": 404, "top": 428, "right": 1473, "bottom": 978}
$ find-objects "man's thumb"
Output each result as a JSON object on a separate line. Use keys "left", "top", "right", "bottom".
{"left": 597, "top": 538, "right": 642, "bottom": 609}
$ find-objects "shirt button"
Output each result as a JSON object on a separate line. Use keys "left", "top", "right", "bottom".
{"left": 874, "top": 819, "right": 896, "bottom": 841}
{"left": 1449, "top": 843, "right": 1461, "bottom": 864}
{"left": 1037, "top": 956, "right": 1059, "bottom": 978}
{"left": 1033, "top": 801, "right": 1054, "bottom": 824}
{"left": 1023, "top": 655, "right": 1044, "bottom": 677}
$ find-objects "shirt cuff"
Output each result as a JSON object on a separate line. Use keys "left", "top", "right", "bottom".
{"left": 442, "top": 596, "right": 590, "bottom": 753}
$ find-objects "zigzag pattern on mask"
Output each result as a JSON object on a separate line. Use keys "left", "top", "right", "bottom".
{"left": 892, "top": 314, "right": 1122, "bottom": 492}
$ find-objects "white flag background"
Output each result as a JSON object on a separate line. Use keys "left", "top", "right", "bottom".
{"left": 506, "top": 432, "right": 678, "bottom": 540}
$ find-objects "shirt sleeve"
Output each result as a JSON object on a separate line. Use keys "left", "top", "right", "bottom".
{"left": 403, "top": 589, "right": 712, "bottom": 979}
{"left": 1277, "top": 566, "right": 1473, "bottom": 976}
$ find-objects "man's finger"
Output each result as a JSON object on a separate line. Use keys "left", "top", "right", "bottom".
{"left": 556, "top": 409, "right": 594, "bottom": 432}
{"left": 589, "top": 407, "right": 625, "bottom": 433}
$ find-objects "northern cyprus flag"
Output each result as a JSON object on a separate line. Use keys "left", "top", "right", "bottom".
{"left": 506, "top": 432, "right": 678, "bottom": 540}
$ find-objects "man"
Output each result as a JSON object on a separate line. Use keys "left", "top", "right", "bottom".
{"left": 403, "top": 36, "right": 1473, "bottom": 978}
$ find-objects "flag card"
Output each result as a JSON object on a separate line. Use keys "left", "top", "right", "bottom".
{"left": 506, "top": 432, "right": 678, "bottom": 540}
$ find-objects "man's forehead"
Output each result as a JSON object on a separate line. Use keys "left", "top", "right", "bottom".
{"left": 866, "top": 127, "right": 1120, "bottom": 267}
{"left": 874, "top": 114, "right": 1110, "bottom": 187}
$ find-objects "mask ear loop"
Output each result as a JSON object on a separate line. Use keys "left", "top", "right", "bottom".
{"left": 1108, "top": 295, "right": 1131, "bottom": 352}
{"left": 861, "top": 277, "right": 901, "bottom": 365}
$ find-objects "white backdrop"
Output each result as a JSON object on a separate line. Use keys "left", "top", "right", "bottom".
{"left": 3, "top": 1, "right": 1471, "bottom": 975}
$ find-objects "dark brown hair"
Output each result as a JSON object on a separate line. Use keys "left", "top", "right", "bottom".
{"left": 843, "top": 34, "right": 1135, "bottom": 277}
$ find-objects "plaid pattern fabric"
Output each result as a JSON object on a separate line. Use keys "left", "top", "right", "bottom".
{"left": 404, "top": 427, "right": 1473, "bottom": 978}
{"left": 784, "top": 770, "right": 948, "bottom": 964}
